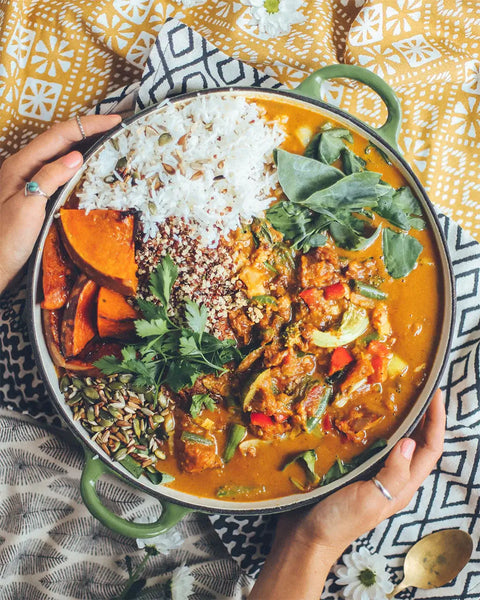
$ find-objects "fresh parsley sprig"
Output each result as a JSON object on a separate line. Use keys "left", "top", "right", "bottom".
{"left": 95, "top": 255, "right": 241, "bottom": 392}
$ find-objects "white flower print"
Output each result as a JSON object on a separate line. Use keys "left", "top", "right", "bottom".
{"left": 0, "top": 61, "right": 20, "bottom": 104}
{"left": 112, "top": 0, "right": 154, "bottom": 24}
{"left": 451, "top": 96, "right": 480, "bottom": 139}
{"left": 6, "top": 23, "right": 35, "bottom": 68}
{"left": 385, "top": 0, "right": 422, "bottom": 36}
{"left": 357, "top": 45, "right": 401, "bottom": 78}
{"left": 392, "top": 34, "right": 441, "bottom": 67}
{"left": 91, "top": 13, "right": 135, "bottom": 51}
{"left": 18, "top": 77, "right": 62, "bottom": 121}
{"left": 126, "top": 31, "right": 156, "bottom": 67}
{"left": 334, "top": 546, "right": 394, "bottom": 600}
{"left": 170, "top": 564, "right": 195, "bottom": 600}
{"left": 174, "top": 0, "right": 208, "bottom": 7}
{"left": 402, "top": 136, "right": 431, "bottom": 172}
{"left": 31, "top": 35, "right": 74, "bottom": 78}
{"left": 241, "top": 0, "right": 306, "bottom": 39}
{"left": 349, "top": 5, "right": 384, "bottom": 46}
{"left": 463, "top": 60, "right": 480, "bottom": 95}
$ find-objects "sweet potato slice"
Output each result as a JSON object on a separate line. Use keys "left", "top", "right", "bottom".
{"left": 59, "top": 209, "right": 137, "bottom": 296}
{"left": 41, "top": 222, "right": 74, "bottom": 309}
{"left": 43, "top": 308, "right": 67, "bottom": 368}
{"left": 97, "top": 287, "right": 138, "bottom": 340}
{"left": 61, "top": 274, "right": 98, "bottom": 358}
{"left": 65, "top": 340, "right": 123, "bottom": 376}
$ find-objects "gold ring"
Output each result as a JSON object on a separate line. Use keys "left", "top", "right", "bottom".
{"left": 76, "top": 114, "right": 87, "bottom": 140}
{"left": 372, "top": 477, "right": 393, "bottom": 501}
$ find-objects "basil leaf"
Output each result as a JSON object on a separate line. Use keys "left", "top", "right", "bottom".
{"left": 266, "top": 201, "right": 329, "bottom": 251}
{"left": 283, "top": 449, "right": 319, "bottom": 483}
{"left": 301, "top": 172, "right": 381, "bottom": 212}
{"left": 342, "top": 148, "right": 366, "bottom": 174}
{"left": 375, "top": 186, "right": 425, "bottom": 231}
{"left": 275, "top": 148, "right": 343, "bottom": 203}
{"left": 321, "top": 439, "right": 388, "bottom": 486}
{"left": 306, "top": 128, "right": 353, "bottom": 164}
{"left": 382, "top": 228, "right": 423, "bottom": 279}
{"left": 329, "top": 214, "right": 381, "bottom": 251}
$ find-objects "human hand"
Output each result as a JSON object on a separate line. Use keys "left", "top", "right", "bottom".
{"left": 0, "top": 114, "right": 122, "bottom": 294}
{"left": 278, "top": 389, "right": 445, "bottom": 558}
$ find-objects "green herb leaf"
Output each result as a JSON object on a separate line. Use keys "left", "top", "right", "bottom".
{"left": 184, "top": 300, "right": 208, "bottom": 335}
{"left": 301, "top": 172, "right": 381, "bottom": 212}
{"left": 306, "top": 128, "right": 353, "bottom": 165}
{"left": 342, "top": 148, "right": 366, "bottom": 174}
{"left": 282, "top": 449, "right": 319, "bottom": 483}
{"left": 275, "top": 148, "right": 343, "bottom": 203}
{"left": 321, "top": 439, "right": 388, "bottom": 486}
{"left": 93, "top": 355, "right": 123, "bottom": 375}
{"left": 190, "top": 393, "right": 216, "bottom": 419}
{"left": 223, "top": 423, "right": 247, "bottom": 463}
{"left": 149, "top": 254, "right": 178, "bottom": 308}
{"left": 266, "top": 200, "right": 329, "bottom": 252}
{"left": 382, "top": 228, "right": 423, "bottom": 278}
{"left": 135, "top": 318, "right": 169, "bottom": 338}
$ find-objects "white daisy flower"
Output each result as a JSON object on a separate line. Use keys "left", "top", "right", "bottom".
{"left": 135, "top": 516, "right": 184, "bottom": 554}
{"left": 334, "top": 546, "right": 394, "bottom": 600}
{"left": 170, "top": 564, "right": 195, "bottom": 600}
{"left": 243, "top": 0, "right": 306, "bottom": 38}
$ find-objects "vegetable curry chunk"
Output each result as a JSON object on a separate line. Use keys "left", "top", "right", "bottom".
{"left": 42, "top": 94, "right": 441, "bottom": 501}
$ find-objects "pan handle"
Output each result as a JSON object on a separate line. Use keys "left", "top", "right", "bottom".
{"left": 80, "top": 449, "right": 192, "bottom": 538}
{"left": 294, "top": 64, "right": 402, "bottom": 153}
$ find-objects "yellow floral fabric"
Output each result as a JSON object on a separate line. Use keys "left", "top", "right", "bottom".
{"left": 0, "top": 0, "right": 479, "bottom": 239}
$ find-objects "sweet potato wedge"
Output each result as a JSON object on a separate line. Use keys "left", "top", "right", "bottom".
{"left": 61, "top": 274, "right": 98, "bottom": 358}
{"left": 43, "top": 308, "right": 67, "bottom": 368}
{"left": 65, "top": 340, "right": 123, "bottom": 376}
{"left": 97, "top": 287, "right": 138, "bottom": 340}
{"left": 59, "top": 209, "right": 137, "bottom": 296}
{"left": 41, "top": 222, "right": 74, "bottom": 309}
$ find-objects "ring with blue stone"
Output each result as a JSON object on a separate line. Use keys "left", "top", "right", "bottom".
{"left": 24, "top": 181, "right": 49, "bottom": 199}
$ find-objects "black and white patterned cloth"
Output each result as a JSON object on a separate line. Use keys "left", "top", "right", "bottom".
{"left": 1, "top": 19, "right": 480, "bottom": 599}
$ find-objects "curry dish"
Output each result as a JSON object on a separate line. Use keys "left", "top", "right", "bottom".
{"left": 41, "top": 94, "right": 441, "bottom": 500}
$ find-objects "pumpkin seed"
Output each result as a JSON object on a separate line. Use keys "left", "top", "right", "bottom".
{"left": 133, "top": 418, "right": 142, "bottom": 439}
{"left": 109, "top": 381, "right": 125, "bottom": 391}
{"left": 114, "top": 448, "right": 128, "bottom": 461}
{"left": 83, "top": 387, "right": 100, "bottom": 400}
{"left": 91, "top": 425, "right": 105, "bottom": 433}
{"left": 119, "top": 374, "right": 133, "bottom": 383}
{"left": 72, "top": 378, "right": 84, "bottom": 390}
{"left": 59, "top": 375, "right": 70, "bottom": 392}
{"left": 86, "top": 407, "right": 95, "bottom": 422}
{"left": 158, "top": 132, "right": 172, "bottom": 146}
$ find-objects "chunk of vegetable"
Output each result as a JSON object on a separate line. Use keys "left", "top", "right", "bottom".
{"left": 250, "top": 412, "right": 274, "bottom": 428}
{"left": 387, "top": 353, "right": 408, "bottom": 377}
{"left": 59, "top": 209, "right": 137, "bottom": 295}
{"left": 352, "top": 280, "right": 388, "bottom": 300}
{"left": 324, "top": 282, "right": 346, "bottom": 300}
{"left": 306, "top": 385, "right": 333, "bottom": 432}
{"left": 299, "top": 287, "right": 323, "bottom": 309}
{"left": 312, "top": 304, "right": 369, "bottom": 348}
{"left": 97, "top": 287, "right": 138, "bottom": 339}
{"left": 329, "top": 347, "right": 354, "bottom": 375}
{"left": 243, "top": 369, "right": 271, "bottom": 410}
{"left": 223, "top": 424, "right": 247, "bottom": 462}
{"left": 181, "top": 431, "right": 214, "bottom": 446}
{"left": 41, "top": 222, "right": 74, "bottom": 310}
{"left": 61, "top": 274, "right": 98, "bottom": 358}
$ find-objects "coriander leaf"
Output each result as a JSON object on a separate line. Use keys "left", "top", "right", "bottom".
{"left": 93, "top": 355, "right": 122, "bottom": 375}
{"left": 135, "top": 318, "right": 169, "bottom": 338}
{"left": 185, "top": 299, "right": 208, "bottom": 335}
{"left": 190, "top": 393, "right": 216, "bottom": 418}
{"left": 165, "top": 360, "right": 200, "bottom": 392}
{"left": 135, "top": 298, "right": 163, "bottom": 320}
{"left": 301, "top": 172, "right": 381, "bottom": 212}
{"left": 275, "top": 148, "right": 343, "bottom": 203}
{"left": 306, "top": 128, "right": 353, "bottom": 165}
{"left": 382, "top": 228, "right": 423, "bottom": 278}
{"left": 341, "top": 148, "right": 366, "bottom": 174}
{"left": 149, "top": 254, "right": 178, "bottom": 308}
{"left": 121, "top": 346, "right": 137, "bottom": 362}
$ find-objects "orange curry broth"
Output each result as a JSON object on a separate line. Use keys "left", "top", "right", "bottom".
{"left": 155, "top": 96, "right": 442, "bottom": 500}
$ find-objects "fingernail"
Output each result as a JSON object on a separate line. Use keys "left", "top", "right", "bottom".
{"left": 62, "top": 152, "right": 82, "bottom": 168}
{"left": 400, "top": 438, "right": 416, "bottom": 460}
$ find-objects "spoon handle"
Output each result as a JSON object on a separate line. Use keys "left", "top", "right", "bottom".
{"left": 387, "top": 580, "right": 410, "bottom": 598}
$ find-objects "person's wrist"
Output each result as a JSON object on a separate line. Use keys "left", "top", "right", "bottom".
{"left": 275, "top": 521, "right": 347, "bottom": 567}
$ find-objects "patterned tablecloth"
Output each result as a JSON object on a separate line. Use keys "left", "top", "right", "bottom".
{"left": 1, "top": 0, "right": 479, "bottom": 241}
{"left": 1, "top": 21, "right": 480, "bottom": 600}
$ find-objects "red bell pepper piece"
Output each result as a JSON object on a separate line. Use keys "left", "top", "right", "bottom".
{"left": 369, "top": 355, "right": 389, "bottom": 383}
{"left": 322, "top": 413, "right": 332, "bottom": 432}
{"left": 250, "top": 412, "right": 274, "bottom": 428}
{"left": 299, "top": 287, "right": 323, "bottom": 309}
{"left": 367, "top": 340, "right": 392, "bottom": 358}
{"left": 329, "top": 347, "right": 354, "bottom": 375}
{"left": 324, "top": 282, "right": 345, "bottom": 300}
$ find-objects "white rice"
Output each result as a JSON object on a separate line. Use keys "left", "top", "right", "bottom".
{"left": 76, "top": 94, "right": 286, "bottom": 246}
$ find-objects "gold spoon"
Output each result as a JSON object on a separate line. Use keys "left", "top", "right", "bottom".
{"left": 387, "top": 529, "right": 473, "bottom": 598}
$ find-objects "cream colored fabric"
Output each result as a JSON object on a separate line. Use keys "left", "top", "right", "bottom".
{"left": 0, "top": 0, "right": 479, "bottom": 239}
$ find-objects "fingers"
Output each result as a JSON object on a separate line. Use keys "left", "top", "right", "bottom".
{"left": 0, "top": 114, "right": 121, "bottom": 200}
{"left": 372, "top": 437, "right": 416, "bottom": 503}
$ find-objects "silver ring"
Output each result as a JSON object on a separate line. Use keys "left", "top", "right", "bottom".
{"left": 24, "top": 181, "right": 49, "bottom": 199}
{"left": 76, "top": 114, "right": 87, "bottom": 140}
{"left": 372, "top": 477, "right": 393, "bottom": 501}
